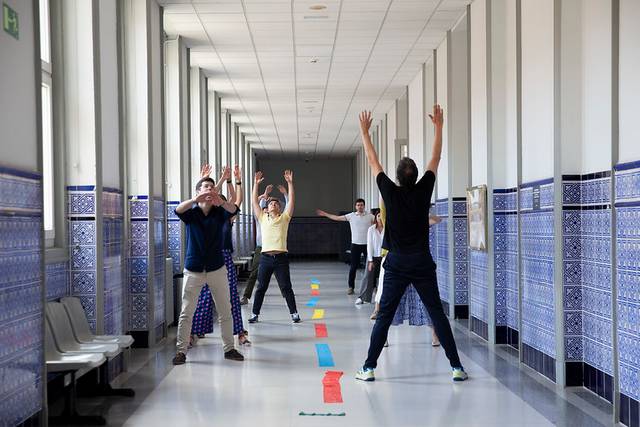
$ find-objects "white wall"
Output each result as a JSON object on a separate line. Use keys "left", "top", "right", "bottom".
{"left": 99, "top": 0, "right": 121, "bottom": 188}
{"left": 450, "top": 15, "right": 470, "bottom": 196}
{"left": 424, "top": 58, "right": 436, "bottom": 178}
{"left": 470, "top": 0, "right": 488, "bottom": 186}
{"left": 150, "top": 0, "right": 163, "bottom": 197}
{"left": 0, "top": 0, "right": 39, "bottom": 170}
{"left": 619, "top": 0, "right": 640, "bottom": 164}
{"left": 386, "top": 102, "right": 397, "bottom": 173}
{"left": 408, "top": 67, "right": 425, "bottom": 168}
{"left": 521, "top": 0, "right": 555, "bottom": 182}
{"left": 491, "top": 0, "right": 518, "bottom": 189}
{"left": 190, "top": 67, "right": 205, "bottom": 185}
{"left": 64, "top": 0, "right": 97, "bottom": 184}
{"left": 436, "top": 37, "right": 449, "bottom": 199}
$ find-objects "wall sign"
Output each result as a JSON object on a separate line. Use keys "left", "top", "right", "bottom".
{"left": 532, "top": 185, "right": 541, "bottom": 211}
{"left": 3, "top": 3, "right": 19, "bottom": 40}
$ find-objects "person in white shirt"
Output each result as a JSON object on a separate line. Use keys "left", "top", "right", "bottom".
{"left": 316, "top": 199, "right": 375, "bottom": 294}
{"left": 355, "top": 210, "right": 384, "bottom": 304}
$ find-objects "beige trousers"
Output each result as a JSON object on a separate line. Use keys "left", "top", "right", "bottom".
{"left": 176, "top": 267, "right": 234, "bottom": 353}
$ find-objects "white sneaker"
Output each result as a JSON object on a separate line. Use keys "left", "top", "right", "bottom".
{"left": 355, "top": 367, "right": 375, "bottom": 382}
{"left": 355, "top": 298, "right": 363, "bottom": 305}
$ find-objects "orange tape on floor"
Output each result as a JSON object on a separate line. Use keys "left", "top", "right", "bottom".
{"left": 315, "top": 323, "right": 328, "bottom": 338}
{"left": 322, "top": 371, "right": 344, "bottom": 403}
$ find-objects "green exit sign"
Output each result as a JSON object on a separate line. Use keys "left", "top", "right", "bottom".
{"left": 3, "top": 3, "right": 19, "bottom": 39}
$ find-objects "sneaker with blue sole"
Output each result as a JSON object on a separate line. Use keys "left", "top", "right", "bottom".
{"left": 355, "top": 367, "right": 375, "bottom": 382}
{"left": 452, "top": 367, "right": 468, "bottom": 381}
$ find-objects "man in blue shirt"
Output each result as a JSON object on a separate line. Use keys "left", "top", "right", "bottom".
{"left": 173, "top": 176, "right": 245, "bottom": 365}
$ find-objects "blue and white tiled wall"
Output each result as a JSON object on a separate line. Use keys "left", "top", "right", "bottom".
{"left": 103, "top": 189, "right": 125, "bottom": 335}
{"left": 46, "top": 261, "right": 69, "bottom": 301}
{"left": 615, "top": 160, "right": 640, "bottom": 425}
{"left": 494, "top": 189, "right": 518, "bottom": 346}
{"left": 167, "top": 201, "right": 181, "bottom": 275}
{"left": 68, "top": 185, "right": 99, "bottom": 332}
{"left": 562, "top": 173, "right": 614, "bottom": 401}
{"left": 129, "top": 196, "right": 150, "bottom": 331}
{"left": 453, "top": 198, "right": 469, "bottom": 317}
{"left": 470, "top": 249, "right": 489, "bottom": 340}
{"left": 153, "top": 198, "right": 165, "bottom": 338}
{"left": 435, "top": 199, "right": 449, "bottom": 312}
{"left": 520, "top": 179, "right": 556, "bottom": 381}
{"left": 0, "top": 166, "right": 44, "bottom": 424}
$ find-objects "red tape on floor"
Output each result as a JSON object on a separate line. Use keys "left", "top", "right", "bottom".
{"left": 315, "top": 323, "right": 328, "bottom": 338}
{"left": 322, "top": 371, "right": 344, "bottom": 403}
{"left": 311, "top": 289, "right": 320, "bottom": 296}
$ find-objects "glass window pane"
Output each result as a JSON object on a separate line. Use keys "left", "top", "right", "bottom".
{"left": 42, "top": 83, "right": 54, "bottom": 236}
{"left": 39, "top": 0, "right": 50, "bottom": 63}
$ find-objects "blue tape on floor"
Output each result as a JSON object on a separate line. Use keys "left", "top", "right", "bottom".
{"left": 306, "top": 297, "right": 319, "bottom": 307}
{"left": 315, "top": 344, "right": 335, "bottom": 367}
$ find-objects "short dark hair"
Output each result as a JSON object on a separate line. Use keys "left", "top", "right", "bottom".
{"left": 371, "top": 208, "right": 380, "bottom": 216}
{"left": 267, "top": 197, "right": 281, "bottom": 206}
{"left": 355, "top": 198, "right": 366, "bottom": 205}
{"left": 396, "top": 157, "right": 418, "bottom": 187}
{"left": 195, "top": 177, "right": 215, "bottom": 192}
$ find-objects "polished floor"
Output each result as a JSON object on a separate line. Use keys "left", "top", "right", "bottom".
{"left": 75, "top": 261, "right": 614, "bottom": 427}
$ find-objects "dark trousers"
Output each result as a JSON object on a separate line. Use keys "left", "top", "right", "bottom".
{"left": 364, "top": 251, "right": 462, "bottom": 370}
{"left": 349, "top": 244, "right": 368, "bottom": 289}
{"left": 252, "top": 252, "right": 298, "bottom": 315}
{"left": 358, "top": 257, "right": 382, "bottom": 302}
{"left": 243, "top": 246, "right": 262, "bottom": 299}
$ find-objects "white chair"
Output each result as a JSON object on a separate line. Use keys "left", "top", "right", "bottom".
{"left": 46, "top": 302, "right": 120, "bottom": 358}
{"left": 45, "top": 319, "right": 107, "bottom": 426}
{"left": 60, "top": 297, "right": 134, "bottom": 349}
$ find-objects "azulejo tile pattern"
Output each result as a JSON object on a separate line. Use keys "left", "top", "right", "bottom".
{"left": 46, "top": 261, "right": 69, "bottom": 301}
{"left": 153, "top": 198, "right": 165, "bottom": 330}
{"left": 494, "top": 189, "right": 518, "bottom": 329}
{"left": 0, "top": 167, "right": 43, "bottom": 425}
{"left": 520, "top": 180, "right": 556, "bottom": 360}
{"left": 615, "top": 161, "right": 640, "bottom": 401}
{"left": 68, "top": 186, "right": 98, "bottom": 332}
{"left": 470, "top": 249, "right": 489, "bottom": 326}
{"left": 562, "top": 174, "right": 613, "bottom": 378}
{"left": 167, "top": 201, "right": 182, "bottom": 274}
{"left": 104, "top": 189, "right": 125, "bottom": 335}
{"left": 435, "top": 199, "right": 449, "bottom": 304}
{"left": 129, "top": 197, "right": 149, "bottom": 331}
{"left": 452, "top": 198, "right": 469, "bottom": 306}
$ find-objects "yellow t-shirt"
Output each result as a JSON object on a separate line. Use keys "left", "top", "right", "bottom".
{"left": 380, "top": 200, "right": 388, "bottom": 257}
{"left": 259, "top": 212, "right": 291, "bottom": 253}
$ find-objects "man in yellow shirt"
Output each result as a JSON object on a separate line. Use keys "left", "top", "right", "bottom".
{"left": 248, "top": 170, "right": 301, "bottom": 323}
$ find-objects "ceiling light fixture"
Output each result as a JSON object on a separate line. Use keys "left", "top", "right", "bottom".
{"left": 309, "top": 57, "right": 319, "bottom": 64}
{"left": 309, "top": 4, "right": 327, "bottom": 11}
{"left": 303, "top": 15, "right": 329, "bottom": 19}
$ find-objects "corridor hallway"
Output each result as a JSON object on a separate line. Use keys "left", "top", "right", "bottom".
{"left": 80, "top": 262, "right": 610, "bottom": 427}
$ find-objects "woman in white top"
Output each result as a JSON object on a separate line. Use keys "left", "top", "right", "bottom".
{"left": 355, "top": 210, "right": 384, "bottom": 303}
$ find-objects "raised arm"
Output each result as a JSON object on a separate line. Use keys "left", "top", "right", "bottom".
{"left": 316, "top": 209, "right": 346, "bottom": 222}
{"left": 427, "top": 104, "right": 444, "bottom": 175}
{"left": 175, "top": 192, "right": 209, "bottom": 214}
{"left": 215, "top": 166, "right": 231, "bottom": 193}
{"left": 359, "top": 111, "right": 383, "bottom": 177}
{"left": 283, "top": 170, "right": 295, "bottom": 217}
{"left": 233, "top": 165, "right": 243, "bottom": 207}
{"left": 252, "top": 171, "right": 265, "bottom": 221}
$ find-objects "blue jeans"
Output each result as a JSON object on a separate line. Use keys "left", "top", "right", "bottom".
{"left": 252, "top": 252, "right": 298, "bottom": 315}
{"left": 364, "top": 251, "right": 462, "bottom": 369}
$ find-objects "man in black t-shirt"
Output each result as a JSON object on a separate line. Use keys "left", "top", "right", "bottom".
{"left": 355, "top": 106, "right": 468, "bottom": 383}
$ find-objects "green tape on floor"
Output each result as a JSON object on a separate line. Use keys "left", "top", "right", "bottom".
{"left": 299, "top": 411, "right": 346, "bottom": 417}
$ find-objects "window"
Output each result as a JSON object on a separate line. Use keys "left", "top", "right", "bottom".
{"left": 40, "top": 0, "right": 55, "bottom": 247}
{"left": 400, "top": 144, "right": 408, "bottom": 158}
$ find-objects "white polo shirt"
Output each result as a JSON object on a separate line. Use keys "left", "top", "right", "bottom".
{"left": 345, "top": 212, "right": 374, "bottom": 245}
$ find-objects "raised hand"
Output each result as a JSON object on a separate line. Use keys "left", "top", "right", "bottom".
{"left": 255, "top": 171, "right": 265, "bottom": 185}
{"left": 200, "top": 164, "right": 213, "bottom": 178}
{"left": 316, "top": 209, "right": 327, "bottom": 217}
{"left": 220, "top": 166, "right": 232, "bottom": 181}
{"left": 194, "top": 191, "right": 213, "bottom": 204}
{"left": 428, "top": 104, "right": 444, "bottom": 129}
{"left": 234, "top": 165, "right": 242, "bottom": 182}
{"left": 359, "top": 111, "right": 372, "bottom": 134}
{"left": 264, "top": 184, "right": 273, "bottom": 195}
{"left": 277, "top": 185, "right": 287, "bottom": 195}
{"left": 284, "top": 170, "right": 293, "bottom": 183}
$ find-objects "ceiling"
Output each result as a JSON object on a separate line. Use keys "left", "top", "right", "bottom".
{"left": 160, "top": 0, "right": 470, "bottom": 157}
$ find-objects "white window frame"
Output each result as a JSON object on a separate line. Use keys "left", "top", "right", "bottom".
{"left": 40, "top": 0, "right": 55, "bottom": 248}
